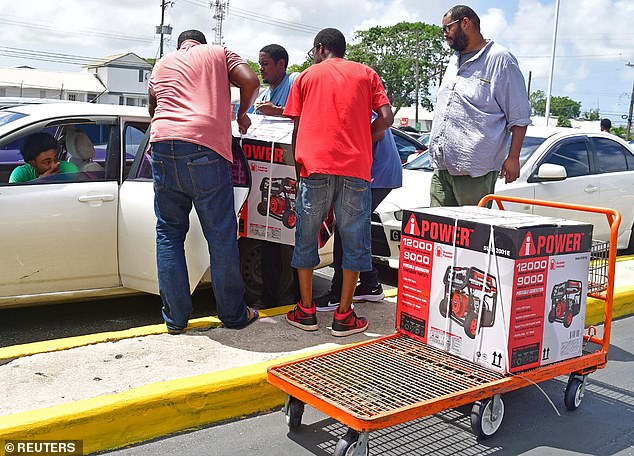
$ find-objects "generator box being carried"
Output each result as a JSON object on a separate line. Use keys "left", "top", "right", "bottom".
{"left": 233, "top": 116, "right": 296, "bottom": 246}
{"left": 397, "top": 206, "right": 593, "bottom": 374}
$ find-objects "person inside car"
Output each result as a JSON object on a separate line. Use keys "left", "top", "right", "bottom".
{"left": 9, "top": 132, "right": 79, "bottom": 183}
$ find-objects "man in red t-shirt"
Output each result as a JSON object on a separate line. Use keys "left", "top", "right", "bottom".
{"left": 283, "top": 28, "right": 394, "bottom": 337}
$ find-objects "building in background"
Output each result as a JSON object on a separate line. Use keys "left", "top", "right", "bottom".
{"left": 0, "top": 53, "right": 151, "bottom": 106}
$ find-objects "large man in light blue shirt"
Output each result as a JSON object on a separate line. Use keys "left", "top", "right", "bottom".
{"left": 429, "top": 5, "right": 531, "bottom": 207}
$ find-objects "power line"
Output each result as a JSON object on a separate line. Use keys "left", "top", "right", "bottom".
{"left": 0, "top": 15, "right": 154, "bottom": 44}
{"left": 0, "top": 46, "right": 99, "bottom": 66}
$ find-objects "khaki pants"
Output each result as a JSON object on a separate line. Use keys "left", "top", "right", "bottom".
{"left": 430, "top": 169, "right": 498, "bottom": 207}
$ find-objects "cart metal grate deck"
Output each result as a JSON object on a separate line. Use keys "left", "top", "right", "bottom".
{"left": 271, "top": 335, "right": 504, "bottom": 420}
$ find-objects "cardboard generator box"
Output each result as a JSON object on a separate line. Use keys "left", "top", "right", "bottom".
{"left": 397, "top": 206, "right": 593, "bottom": 374}
{"left": 233, "top": 117, "right": 297, "bottom": 246}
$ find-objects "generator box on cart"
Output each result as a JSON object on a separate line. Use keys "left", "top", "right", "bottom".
{"left": 233, "top": 117, "right": 297, "bottom": 246}
{"left": 396, "top": 206, "right": 593, "bottom": 374}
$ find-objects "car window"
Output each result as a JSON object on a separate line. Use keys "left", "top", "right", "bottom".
{"left": 590, "top": 137, "right": 629, "bottom": 173}
{"left": 0, "top": 122, "right": 119, "bottom": 186}
{"left": 518, "top": 136, "right": 547, "bottom": 167}
{"left": 0, "top": 111, "right": 26, "bottom": 126}
{"left": 404, "top": 151, "right": 433, "bottom": 170}
{"left": 123, "top": 122, "right": 149, "bottom": 180}
{"left": 542, "top": 140, "right": 590, "bottom": 178}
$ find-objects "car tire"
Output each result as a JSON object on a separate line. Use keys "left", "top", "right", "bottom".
{"left": 238, "top": 238, "right": 294, "bottom": 304}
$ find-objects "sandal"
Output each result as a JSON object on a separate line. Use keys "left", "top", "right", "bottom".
{"left": 227, "top": 307, "right": 259, "bottom": 330}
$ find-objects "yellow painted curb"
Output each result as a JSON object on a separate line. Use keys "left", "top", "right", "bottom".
{"left": 384, "top": 288, "right": 397, "bottom": 298}
{"left": 586, "top": 285, "right": 634, "bottom": 326}
{"left": 0, "top": 306, "right": 294, "bottom": 361}
{"left": 0, "top": 348, "right": 329, "bottom": 454}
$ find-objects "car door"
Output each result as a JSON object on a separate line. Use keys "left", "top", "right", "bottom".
{"left": 589, "top": 136, "right": 634, "bottom": 248}
{"left": 531, "top": 137, "right": 603, "bottom": 232}
{"left": 118, "top": 133, "right": 250, "bottom": 295}
{"left": 0, "top": 118, "right": 120, "bottom": 298}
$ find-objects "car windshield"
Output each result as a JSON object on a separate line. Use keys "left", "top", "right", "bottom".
{"left": 0, "top": 111, "right": 26, "bottom": 126}
{"left": 518, "top": 136, "right": 547, "bottom": 166}
{"left": 404, "top": 150, "right": 433, "bottom": 170}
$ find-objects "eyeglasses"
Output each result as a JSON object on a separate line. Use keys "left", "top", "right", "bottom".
{"left": 442, "top": 18, "right": 462, "bottom": 33}
{"left": 307, "top": 43, "right": 321, "bottom": 60}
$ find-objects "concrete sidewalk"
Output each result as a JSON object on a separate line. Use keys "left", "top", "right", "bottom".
{"left": 1, "top": 259, "right": 633, "bottom": 455}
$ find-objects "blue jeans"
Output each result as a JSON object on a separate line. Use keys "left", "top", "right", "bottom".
{"left": 292, "top": 174, "right": 371, "bottom": 272}
{"left": 330, "top": 187, "right": 392, "bottom": 294}
{"left": 151, "top": 140, "right": 249, "bottom": 330}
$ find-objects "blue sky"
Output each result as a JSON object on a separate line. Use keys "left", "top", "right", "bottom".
{"left": 0, "top": 0, "right": 632, "bottom": 125}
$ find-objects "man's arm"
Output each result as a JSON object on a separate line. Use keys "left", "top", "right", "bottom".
{"left": 290, "top": 117, "right": 301, "bottom": 181}
{"left": 229, "top": 63, "right": 260, "bottom": 134}
{"left": 148, "top": 92, "right": 157, "bottom": 118}
{"left": 500, "top": 125, "right": 527, "bottom": 184}
{"left": 254, "top": 101, "right": 285, "bottom": 117}
{"left": 371, "top": 104, "right": 394, "bottom": 141}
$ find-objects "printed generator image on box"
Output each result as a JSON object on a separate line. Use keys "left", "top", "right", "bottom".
{"left": 233, "top": 117, "right": 297, "bottom": 246}
{"left": 397, "top": 206, "right": 593, "bottom": 374}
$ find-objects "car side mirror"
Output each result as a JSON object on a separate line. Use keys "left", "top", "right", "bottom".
{"left": 535, "top": 163, "right": 567, "bottom": 181}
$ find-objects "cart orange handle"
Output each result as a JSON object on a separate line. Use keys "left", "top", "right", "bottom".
{"left": 478, "top": 194, "right": 621, "bottom": 354}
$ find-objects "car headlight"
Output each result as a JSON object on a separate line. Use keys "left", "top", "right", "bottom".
{"left": 394, "top": 210, "right": 403, "bottom": 221}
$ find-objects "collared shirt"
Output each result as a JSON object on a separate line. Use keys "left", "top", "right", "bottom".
{"left": 148, "top": 40, "right": 245, "bottom": 162}
{"left": 256, "top": 72, "right": 299, "bottom": 107}
{"left": 430, "top": 40, "right": 531, "bottom": 177}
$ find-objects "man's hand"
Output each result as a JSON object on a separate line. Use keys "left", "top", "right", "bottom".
{"left": 254, "top": 101, "right": 283, "bottom": 116}
{"left": 237, "top": 113, "right": 251, "bottom": 135}
{"left": 500, "top": 156, "right": 520, "bottom": 183}
{"left": 41, "top": 161, "right": 61, "bottom": 177}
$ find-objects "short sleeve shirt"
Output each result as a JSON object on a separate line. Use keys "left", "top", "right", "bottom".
{"left": 9, "top": 162, "right": 79, "bottom": 183}
{"left": 284, "top": 58, "right": 391, "bottom": 182}
{"left": 148, "top": 40, "right": 246, "bottom": 162}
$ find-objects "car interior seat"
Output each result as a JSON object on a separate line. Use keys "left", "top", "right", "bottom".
{"left": 65, "top": 128, "right": 103, "bottom": 173}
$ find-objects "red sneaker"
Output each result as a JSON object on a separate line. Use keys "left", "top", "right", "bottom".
{"left": 331, "top": 308, "right": 368, "bottom": 337}
{"left": 286, "top": 301, "right": 318, "bottom": 331}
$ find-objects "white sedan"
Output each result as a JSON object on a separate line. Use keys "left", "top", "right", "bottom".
{"left": 0, "top": 102, "right": 252, "bottom": 309}
{"left": 373, "top": 126, "right": 634, "bottom": 269}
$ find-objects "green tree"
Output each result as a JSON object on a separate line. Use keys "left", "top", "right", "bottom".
{"left": 346, "top": 21, "right": 450, "bottom": 111}
{"left": 557, "top": 114, "right": 572, "bottom": 127}
{"left": 583, "top": 108, "right": 600, "bottom": 121}
{"left": 288, "top": 58, "right": 312, "bottom": 74}
{"left": 246, "top": 60, "right": 263, "bottom": 83}
{"left": 612, "top": 125, "right": 628, "bottom": 140}
{"left": 529, "top": 90, "right": 581, "bottom": 119}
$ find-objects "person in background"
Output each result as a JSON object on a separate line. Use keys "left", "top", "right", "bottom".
{"left": 600, "top": 118, "right": 611, "bottom": 133}
{"left": 283, "top": 28, "right": 393, "bottom": 337}
{"left": 9, "top": 132, "right": 78, "bottom": 183}
{"left": 148, "top": 29, "right": 260, "bottom": 334}
{"left": 429, "top": 5, "right": 531, "bottom": 207}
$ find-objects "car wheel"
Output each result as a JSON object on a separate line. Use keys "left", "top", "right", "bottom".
{"left": 238, "top": 238, "right": 294, "bottom": 304}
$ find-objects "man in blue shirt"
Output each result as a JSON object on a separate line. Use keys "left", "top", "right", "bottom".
{"left": 254, "top": 44, "right": 299, "bottom": 117}
{"left": 252, "top": 44, "right": 301, "bottom": 308}
{"left": 429, "top": 5, "right": 531, "bottom": 207}
{"left": 315, "top": 123, "right": 403, "bottom": 310}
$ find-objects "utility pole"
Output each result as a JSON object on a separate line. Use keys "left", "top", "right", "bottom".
{"left": 625, "top": 63, "right": 634, "bottom": 141}
{"left": 212, "top": 0, "right": 229, "bottom": 46}
{"left": 156, "top": 0, "right": 173, "bottom": 58}
{"left": 414, "top": 30, "right": 420, "bottom": 128}
{"left": 544, "top": 0, "right": 561, "bottom": 126}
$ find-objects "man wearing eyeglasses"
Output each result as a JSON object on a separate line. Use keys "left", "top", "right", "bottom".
{"left": 429, "top": 5, "right": 531, "bottom": 207}
{"left": 283, "top": 28, "right": 394, "bottom": 337}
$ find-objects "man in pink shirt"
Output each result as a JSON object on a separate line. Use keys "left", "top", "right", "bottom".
{"left": 148, "top": 29, "right": 260, "bottom": 334}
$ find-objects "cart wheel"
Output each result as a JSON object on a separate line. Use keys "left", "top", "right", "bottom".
{"left": 439, "top": 298, "right": 448, "bottom": 317}
{"left": 284, "top": 395, "right": 304, "bottom": 431}
{"left": 470, "top": 395, "right": 505, "bottom": 439}
{"left": 464, "top": 312, "right": 478, "bottom": 339}
{"left": 563, "top": 311, "right": 573, "bottom": 328}
{"left": 257, "top": 201, "right": 268, "bottom": 216}
{"left": 282, "top": 211, "right": 296, "bottom": 229}
{"left": 547, "top": 308, "right": 555, "bottom": 323}
{"left": 334, "top": 429, "right": 369, "bottom": 456}
{"left": 564, "top": 375, "right": 586, "bottom": 411}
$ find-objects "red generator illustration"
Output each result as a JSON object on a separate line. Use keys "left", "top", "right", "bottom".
{"left": 439, "top": 266, "right": 498, "bottom": 339}
{"left": 548, "top": 279, "right": 583, "bottom": 328}
{"left": 257, "top": 177, "right": 297, "bottom": 229}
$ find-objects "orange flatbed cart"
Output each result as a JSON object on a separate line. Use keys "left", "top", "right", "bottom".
{"left": 267, "top": 196, "right": 620, "bottom": 456}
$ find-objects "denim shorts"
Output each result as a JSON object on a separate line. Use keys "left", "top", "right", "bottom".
{"left": 292, "top": 174, "right": 372, "bottom": 272}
